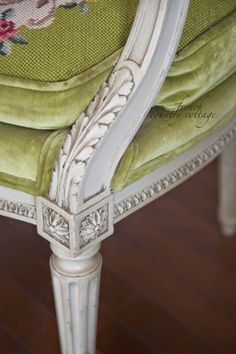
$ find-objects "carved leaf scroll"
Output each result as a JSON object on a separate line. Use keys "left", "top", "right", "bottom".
{"left": 49, "top": 66, "right": 135, "bottom": 212}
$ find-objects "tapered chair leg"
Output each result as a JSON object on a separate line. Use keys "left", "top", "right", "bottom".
{"left": 218, "top": 138, "right": 236, "bottom": 236}
{"left": 50, "top": 243, "right": 102, "bottom": 354}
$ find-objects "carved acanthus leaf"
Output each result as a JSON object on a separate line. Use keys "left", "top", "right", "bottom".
{"left": 49, "top": 66, "right": 135, "bottom": 212}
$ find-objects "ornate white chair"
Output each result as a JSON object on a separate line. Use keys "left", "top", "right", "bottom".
{"left": 0, "top": 0, "right": 236, "bottom": 353}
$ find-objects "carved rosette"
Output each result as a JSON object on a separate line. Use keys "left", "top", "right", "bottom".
{"left": 43, "top": 207, "right": 70, "bottom": 248}
{"left": 80, "top": 206, "right": 108, "bottom": 247}
{"left": 37, "top": 193, "right": 113, "bottom": 255}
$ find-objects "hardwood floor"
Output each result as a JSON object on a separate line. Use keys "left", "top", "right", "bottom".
{"left": 1, "top": 159, "right": 236, "bottom": 354}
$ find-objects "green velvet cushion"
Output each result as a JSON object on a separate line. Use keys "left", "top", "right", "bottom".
{"left": 0, "top": 0, "right": 235, "bottom": 130}
{"left": 111, "top": 71, "right": 236, "bottom": 191}
{"left": 0, "top": 124, "right": 67, "bottom": 195}
{"left": 0, "top": 54, "right": 116, "bottom": 130}
{"left": 1, "top": 71, "right": 235, "bottom": 197}
{"left": 156, "top": 11, "right": 236, "bottom": 111}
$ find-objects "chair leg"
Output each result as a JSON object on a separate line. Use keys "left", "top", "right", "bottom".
{"left": 50, "top": 243, "right": 102, "bottom": 354}
{"left": 218, "top": 138, "right": 236, "bottom": 236}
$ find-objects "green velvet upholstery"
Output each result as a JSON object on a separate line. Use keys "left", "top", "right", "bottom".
{"left": 0, "top": 124, "right": 67, "bottom": 195}
{"left": 1, "top": 71, "right": 235, "bottom": 197}
{"left": 156, "top": 11, "right": 236, "bottom": 110}
{"left": 111, "top": 71, "right": 236, "bottom": 191}
{"left": 0, "top": 0, "right": 236, "bottom": 196}
{"left": 0, "top": 0, "right": 235, "bottom": 129}
{"left": 0, "top": 55, "right": 116, "bottom": 130}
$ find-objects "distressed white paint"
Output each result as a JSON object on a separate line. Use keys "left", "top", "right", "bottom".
{"left": 114, "top": 115, "right": 236, "bottom": 222}
{"left": 219, "top": 134, "right": 236, "bottom": 236}
{"left": 50, "top": 244, "right": 102, "bottom": 354}
{"left": 49, "top": 0, "right": 190, "bottom": 213}
{"left": 0, "top": 1, "right": 235, "bottom": 354}
{"left": 0, "top": 186, "right": 36, "bottom": 224}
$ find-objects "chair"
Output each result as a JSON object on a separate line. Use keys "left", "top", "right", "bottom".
{"left": 0, "top": 0, "right": 236, "bottom": 353}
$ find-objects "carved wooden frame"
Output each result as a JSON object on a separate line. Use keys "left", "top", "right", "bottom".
{"left": 0, "top": 0, "right": 191, "bottom": 253}
{"left": 36, "top": 0, "right": 190, "bottom": 256}
{"left": 1, "top": 2, "right": 236, "bottom": 351}
{"left": 0, "top": 0, "right": 235, "bottom": 255}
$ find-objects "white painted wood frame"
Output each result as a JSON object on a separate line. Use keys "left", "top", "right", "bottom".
{"left": 1, "top": 1, "right": 235, "bottom": 353}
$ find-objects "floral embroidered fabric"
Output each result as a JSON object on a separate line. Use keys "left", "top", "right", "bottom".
{"left": 0, "top": 0, "right": 139, "bottom": 129}
{"left": 0, "top": 0, "right": 88, "bottom": 56}
{"left": 0, "top": 0, "right": 138, "bottom": 82}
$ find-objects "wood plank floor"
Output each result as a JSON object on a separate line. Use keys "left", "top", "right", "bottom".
{"left": 1, "top": 159, "right": 236, "bottom": 354}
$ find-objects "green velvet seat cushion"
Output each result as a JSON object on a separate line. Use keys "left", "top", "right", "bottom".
{"left": 1, "top": 71, "right": 235, "bottom": 197}
{"left": 0, "top": 124, "right": 67, "bottom": 195}
{"left": 111, "top": 71, "right": 236, "bottom": 191}
{"left": 156, "top": 10, "right": 236, "bottom": 111}
{"left": 0, "top": 56, "right": 116, "bottom": 130}
{"left": 0, "top": 0, "right": 235, "bottom": 129}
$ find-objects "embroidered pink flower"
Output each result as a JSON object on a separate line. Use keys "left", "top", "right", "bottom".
{"left": 0, "top": 19, "right": 18, "bottom": 41}
{"left": 0, "top": 1, "right": 88, "bottom": 56}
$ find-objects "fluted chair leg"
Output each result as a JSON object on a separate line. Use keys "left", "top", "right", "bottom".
{"left": 50, "top": 243, "right": 102, "bottom": 354}
{"left": 218, "top": 138, "right": 236, "bottom": 236}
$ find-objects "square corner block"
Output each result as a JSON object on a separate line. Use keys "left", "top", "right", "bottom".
{"left": 36, "top": 193, "right": 114, "bottom": 256}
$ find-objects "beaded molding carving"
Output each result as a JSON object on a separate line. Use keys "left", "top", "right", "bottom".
{"left": 114, "top": 124, "right": 236, "bottom": 220}
{"left": 0, "top": 199, "right": 36, "bottom": 220}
